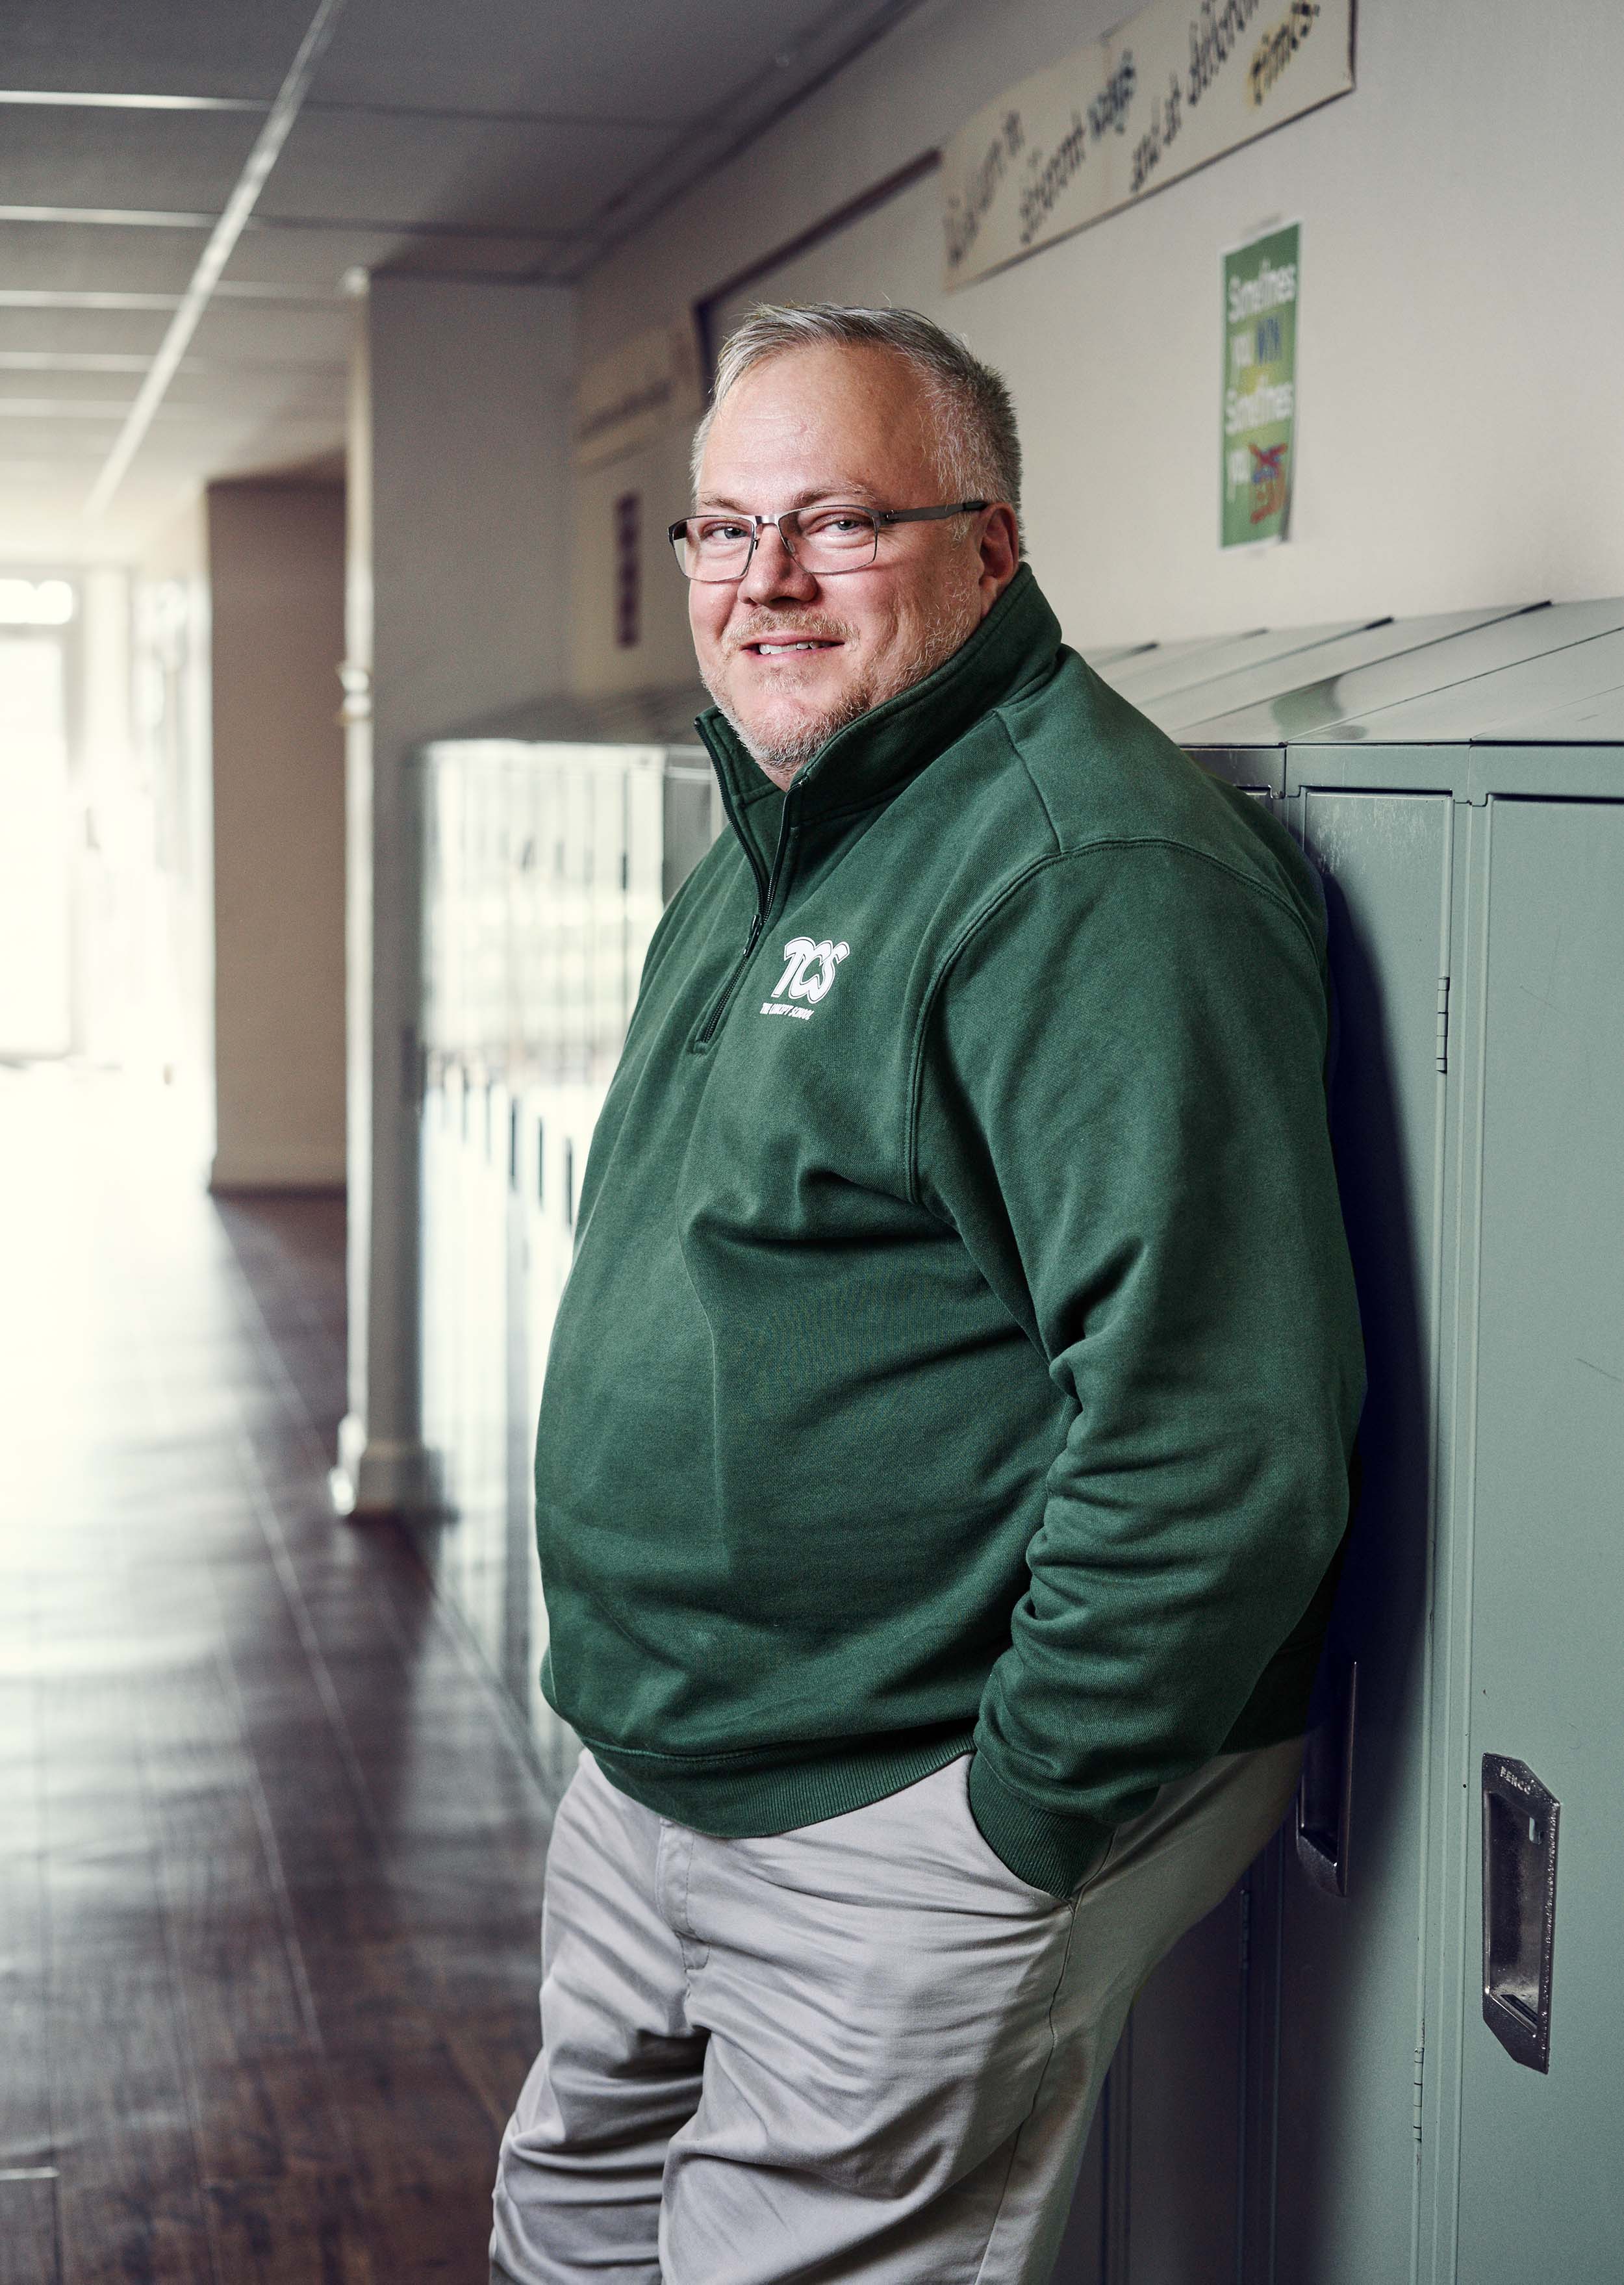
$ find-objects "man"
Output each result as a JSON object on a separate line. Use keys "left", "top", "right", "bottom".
{"left": 492, "top": 305, "right": 1363, "bottom": 2284}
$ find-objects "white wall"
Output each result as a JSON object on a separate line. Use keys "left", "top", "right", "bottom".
{"left": 572, "top": 425, "right": 702, "bottom": 697}
{"left": 207, "top": 479, "right": 347, "bottom": 1190}
{"left": 575, "top": 0, "right": 1624, "bottom": 665}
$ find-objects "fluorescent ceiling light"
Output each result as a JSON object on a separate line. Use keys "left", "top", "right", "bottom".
{"left": 0, "top": 285, "right": 344, "bottom": 310}
{"left": 0, "top": 205, "right": 218, "bottom": 229}
{"left": 0, "top": 90, "right": 265, "bottom": 112}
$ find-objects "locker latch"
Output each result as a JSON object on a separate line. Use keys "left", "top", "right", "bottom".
{"left": 1482, "top": 1754, "right": 1560, "bottom": 2073}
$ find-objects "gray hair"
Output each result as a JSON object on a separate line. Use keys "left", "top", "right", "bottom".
{"left": 692, "top": 303, "right": 1022, "bottom": 544}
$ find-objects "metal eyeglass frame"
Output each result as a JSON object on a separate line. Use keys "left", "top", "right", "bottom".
{"left": 667, "top": 500, "right": 990, "bottom": 581}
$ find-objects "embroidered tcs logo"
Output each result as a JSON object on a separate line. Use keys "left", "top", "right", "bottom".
{"left": 760, "top": 936, "right": 850, "bottom": 1021}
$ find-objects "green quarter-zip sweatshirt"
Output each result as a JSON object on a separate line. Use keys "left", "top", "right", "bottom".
{"left": 535, "top": 565, "right": 1365, "bottom": 1897}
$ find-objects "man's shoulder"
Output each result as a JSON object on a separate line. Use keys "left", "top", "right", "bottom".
{"left": 983, "top": 647, "right": 1321, "bottom": 939}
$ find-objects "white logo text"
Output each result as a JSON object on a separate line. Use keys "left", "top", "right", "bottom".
{"left": 760, "top": 935, "right": 850, "bottom": 1019}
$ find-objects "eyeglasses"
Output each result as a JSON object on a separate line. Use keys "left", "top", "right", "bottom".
{"left": 667, "top": 500, "right": 989, "bottom": 582}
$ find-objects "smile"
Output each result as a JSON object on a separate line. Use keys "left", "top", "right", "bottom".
{"left": 746, "top": 637, "right": 841, "bottom": 654}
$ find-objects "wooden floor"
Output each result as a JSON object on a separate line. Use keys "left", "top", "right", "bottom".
{"left": 1, "top": 1068, "right": 552, "bottom": 2284}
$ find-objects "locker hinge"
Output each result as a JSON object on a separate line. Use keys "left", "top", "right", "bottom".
{"left": 1435, "top": 976, "right": 1451, "bottom": 1074}
{"left": 1412, "top": 2033, "right": 1425, "bottom": 2143}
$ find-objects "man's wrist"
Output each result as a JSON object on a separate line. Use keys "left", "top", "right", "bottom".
{"left": 967, "top": 1752, "right": 1113, "bottom": 1898}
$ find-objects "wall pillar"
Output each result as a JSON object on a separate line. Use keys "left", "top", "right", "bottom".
{"left": 333, "top": 270, "right": 576, "bottom": 1518}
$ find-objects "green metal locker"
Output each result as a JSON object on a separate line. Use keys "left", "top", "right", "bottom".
{"left": 1441, "top": 795, "right": 1624, "bottom": 2280}
{"left": 1268, "top": 620, "right": 1624, "bottom": 2284}
{"left": 1057, "top": 600, "right": 1624, "bottom": 2284}
{"left": 1229, "top": 604, "right": 1624, "bottom": 2285}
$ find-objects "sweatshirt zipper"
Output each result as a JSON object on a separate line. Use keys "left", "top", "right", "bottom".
{"left": 696, "top": 784, "right": 800, "bottom": 1048}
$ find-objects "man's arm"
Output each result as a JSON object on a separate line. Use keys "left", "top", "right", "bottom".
{"left": 912, "top": 840, "right": 1364, "bottom": 1896}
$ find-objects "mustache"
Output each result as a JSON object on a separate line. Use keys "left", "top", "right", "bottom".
{"left": 728, "top": 614, "right": 854, "bottom": 652}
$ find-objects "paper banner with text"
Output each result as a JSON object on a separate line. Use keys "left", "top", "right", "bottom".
{"left": 941, "top": 0, "right": 1350, "bottom": 290}
{"left": 1221, "top": 221, "right": 1298, "bottom": 548}
{"left": 574, "top": 316, "right": 704, "bottom": 471}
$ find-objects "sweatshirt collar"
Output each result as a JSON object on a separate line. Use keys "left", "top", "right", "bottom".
{"left": 696, "top": 563, "right": 1063, "bottom": 837}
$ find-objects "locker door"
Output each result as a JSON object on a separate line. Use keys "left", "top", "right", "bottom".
{"left": 1449, "top": 797, "right": 1624, "bottom": 2280}
{"left": 1053, "top": 785, "right": 1446, "bottom": 2285}
{"left": 1269, "top": 790, "right": 1457, "bottom": 2285}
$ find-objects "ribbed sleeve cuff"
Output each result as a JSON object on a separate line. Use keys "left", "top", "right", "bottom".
{"left": 967, "top": 1754, "right": 1114, "bottom": 1899}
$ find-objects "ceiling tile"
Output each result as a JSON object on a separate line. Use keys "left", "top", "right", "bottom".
{"left": 266, "top": 107, "right": 668, "bottom": 236}
{"left": 0, "top": 413, "right": 137, "bottom": 463}
{"left": 131, "top": 415, "right": 346, "bottom": 466}
{"left": 0, "top": 220, "right": 201, "bottom": 296}
{"left": 0, "top": 440, "right": 107, "bottom": 472}
{"left": 365, "top": 233, "right": 570, "bottom": 279}
{"left": 0, "top": 367, "right": 137, "bottom": 404}
{"left": 186, "top": 300, "right": 354, "bottom": 368}
{"left": 216, "top": 218, "right": 558, "bottom": 294}
{"left": 162, "top": 370, "right": 347, "bottom": 416}
{"left": 216, "top": 223, "right": 402, "bottom": 295}
{"left": 0, "top": 307, "right": 172, "bottom": 357}
{"left": 0, "top": 105, "right": 259, "bottom": 211}
{"left": 313, "top": 0, "right": 861, "bottom": 124}
{"left": 161, "top": 365, "right": 346, "bottom": 419}
{"left": 3, "top": 0, "right": 316, "bottom": 100}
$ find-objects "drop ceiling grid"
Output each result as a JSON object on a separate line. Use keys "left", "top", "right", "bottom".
{"left": 0, "top": 0, "right": 929, "bottom": 556}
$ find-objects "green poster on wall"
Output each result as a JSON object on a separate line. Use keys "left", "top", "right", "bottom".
{"left": 1221, "top": 222, "right": 1299, "bottom": 549}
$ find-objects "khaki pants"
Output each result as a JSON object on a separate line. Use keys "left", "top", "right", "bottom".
{"left": 492, "top": 1737, "right": 1302, "bottom": 2285}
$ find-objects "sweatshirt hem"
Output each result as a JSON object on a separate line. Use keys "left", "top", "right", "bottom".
{"left": 589, "top": 1729, "right": 977, "bottom": 1837}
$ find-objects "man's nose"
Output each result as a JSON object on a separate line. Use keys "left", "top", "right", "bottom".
{"left": 737, "top": 520, "right": 818, "bottom": 606}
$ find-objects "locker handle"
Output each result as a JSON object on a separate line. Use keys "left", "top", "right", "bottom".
{"left": 1482, "top": 1755, "right": 1559, "bottom": 2073}
{"left": 1295, "top": 1659, "right": 1357, "bottom": 1896}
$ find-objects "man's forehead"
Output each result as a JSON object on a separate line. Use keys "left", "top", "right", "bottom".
{"left": 696, "top": 344, "right": 936, "bottom": 502}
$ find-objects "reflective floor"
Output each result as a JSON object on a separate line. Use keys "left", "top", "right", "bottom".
{"left": 1, "top": 1067, "right": 550, "bottom": 2283}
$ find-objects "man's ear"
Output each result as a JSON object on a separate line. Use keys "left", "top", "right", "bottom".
{"left": 976, "top": 504, "right": 1022, "bottom": 613}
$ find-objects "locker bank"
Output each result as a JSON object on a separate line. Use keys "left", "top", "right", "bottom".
{"left": 416, "top": 601, "right": 1624, "bottom": 2281}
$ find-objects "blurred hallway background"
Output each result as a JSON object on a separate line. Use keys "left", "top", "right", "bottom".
{"left": 1, "top": 1064, "right": 548, "bottom": 2282}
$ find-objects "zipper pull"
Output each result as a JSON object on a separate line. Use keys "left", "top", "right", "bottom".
{"left": 744, "top": 912, "right": 763, "bottom": 956}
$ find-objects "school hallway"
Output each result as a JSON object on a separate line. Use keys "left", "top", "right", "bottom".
{"left": 1, "top": 1066, "right": 550, "bottom": 2283}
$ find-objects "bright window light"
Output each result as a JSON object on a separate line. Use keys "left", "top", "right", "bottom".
{"left": 0, "top": 578, "right": 75, "bottom": 626}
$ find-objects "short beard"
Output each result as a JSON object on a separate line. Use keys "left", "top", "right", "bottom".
{"left": 714, "top": 687, "right": 866, "bottom": 780}
{"left": 705, "top": 596, "right": 977, "bottom": 784}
